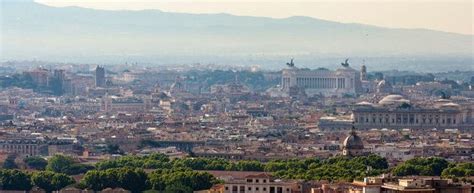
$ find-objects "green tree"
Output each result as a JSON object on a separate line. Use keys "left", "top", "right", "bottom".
{"left": 2, "top": 155, "right": 18, "bottom": 169}
{"left": 0, "top": 169, "right": 32, "bottom": 190}
{"left": 24, "top": 156, "right": 48, "bottom": 170}
{"left": 148, "top": 170, "right": 166, "bottom": 191}
{"left": 46, "top": 155, "right": 74, "bottom": 173}
{"left": 163, "top": 170, "right": 216, "bottom": 191}
{"left": 106, "top": 144, "right": 124, "bottom": 155}
{"left": 441, "top": 162, "right": 474, "bottom": 178}
{"left": 80, "top": 168, "right": 148, "bottom": 192}
{"left": 66, "top": 163, "right": 94, "bottom": 175}
{"left": 45, "top": 155, "right": 92, "bottom": 175}
{"left": 265, "top": 155, "right": 388, "bottom": 181}
{"left": 31, "top": 171, "right": 75, "bottom": 193}
{"left": 392, "top": 157, "right": 449, "bottom": 176}
{"left": 116, "top": 168, "right": 148, "bottom": 193}
{"left": 232, "top": 160, "right": 264, "bottom": 171}
{"left": 392, "top": 164, "right": 417, "bottom": 176}
{"left": 163, "top": 183, "right": 192, "bottom": 193}
{"left": 80, "top": 170, "right": 109, "bottom": 191}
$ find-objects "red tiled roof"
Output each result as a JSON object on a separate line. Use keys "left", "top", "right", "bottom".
{"left": 245, "top": 173, "right": 273, "bottom": 179}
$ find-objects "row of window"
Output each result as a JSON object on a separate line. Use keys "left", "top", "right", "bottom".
{"left": 1, "top": 144, "right": 38, "bottom": 149}
{"left": 295, "top": 77, "right": 345, "bottom": 89}
{"left": 226, "top": 185, "right": 288, "bottom": 193}
{"left": 355, "top": 114, "right": 457, "bottom": 125}
{"left": 246, "top": 179, "right": 268, "bottom": 183}
{"left": 356, "top": 117, "right": 457, "bottom": 125}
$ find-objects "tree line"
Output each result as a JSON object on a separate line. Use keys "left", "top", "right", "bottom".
{"left": 392, "top": 157, "right": 473, "bottom": 181}
{"left": 1, "top": 154, "right": 472, "bottom": 192}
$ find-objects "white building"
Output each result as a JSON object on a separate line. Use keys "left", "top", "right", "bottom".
{"left": 223, "top": 173, "right": 301, "bottom": 193}
{"left": 101, "top": 96, "right": 151, "bottom": 112}
{"left": 281, "top": 65, "right": 362, "bottom": 97}
{"left": 353, "top": 95, "right": 474, "bottom": 129}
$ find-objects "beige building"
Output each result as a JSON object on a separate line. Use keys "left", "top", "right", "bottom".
{"left": 101, "top": 96, "right": 151, "bottom": 112}
{"left": 381, "top": 179, "right": 435, "bottom": 193}
{"left": 352, "top": 178, "right": 470, "bottom": 193}
{"left": 223, "top": 173, "right": 302, "bottom": 193}
{"left": 353, "top": 95, "right": 474, "bottom": 129}
{"left": 0, "top": 138, "right": 45, "bottom": 157}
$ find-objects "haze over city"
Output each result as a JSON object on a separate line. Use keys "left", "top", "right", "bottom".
{"left": 0, "top": 1, "right": 472, "bottom": 193}
{"left": 1, "top": 0, "right": 473, "bottom": 71}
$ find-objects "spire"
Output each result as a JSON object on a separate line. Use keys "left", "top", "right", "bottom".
{"left": 234, "top": 73, "right": 238, "bottom": 84}
{"left": 351, "top": 121, "right": 355, "bottom": 134}
{"left": 350, "top": 122, "right": 357, "bottom": 135}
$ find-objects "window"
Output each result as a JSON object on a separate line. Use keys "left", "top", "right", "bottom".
{"left": 263, "top": 179, "right": 266, "bottom": 183}
{"left": 247, "top": 179, "right": 253, "bottom": 183}
{"left": 248, "top": 187, "right": 252, "bottom": 191}
{"left": 256, "top": 179, "right": 259, "bottom": 183}
{"left": 409, "top": 114, "right": 414, "bottom": 124}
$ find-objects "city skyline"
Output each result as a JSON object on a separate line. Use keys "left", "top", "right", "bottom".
{"left": 0, "top": 2, "right": 472, "bottom": 192}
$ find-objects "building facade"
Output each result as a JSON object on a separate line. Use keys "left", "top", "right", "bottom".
{"left": 282, "top": 66, "right": 362, "bottom": 97}
{"left": 95, "top": 65, "right": 106, "bottom": 87}
{"left": 353, "top": 95, "right": 474, "bottom": 129}
{"left": 0, "top": 138, "right": 46, "bottom": 157}
{"left": 101, "top": 96, "right": 151, "bottom": 112}
{"left": 223, "top": 173, "right": 302, "bottom": 193}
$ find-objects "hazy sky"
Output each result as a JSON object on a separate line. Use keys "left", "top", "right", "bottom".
{"left": 35, "top": 0, "right": 473, "bottom": 35}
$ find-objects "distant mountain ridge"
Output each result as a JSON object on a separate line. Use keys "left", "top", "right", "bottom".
{"left": 1, "top": 1, "right": 472, "bottom": 71}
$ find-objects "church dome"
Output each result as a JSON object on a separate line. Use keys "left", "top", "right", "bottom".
{"left": 356, "top": 101, "right": 374, "bottom": 106}
{"left": 355, "top": 101, "right": 375, "bottom": 109}
{"left": 439, "top": 102, "right": 460, "bottom": 109}
{"left": 378, "top": 94, "right": 410, "bottom": 106}
{"left": 343, "top": 131, "right": 364, "bottom": 150}
{"left": 435, "top": 99, "right": 451, "bottom": 103}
